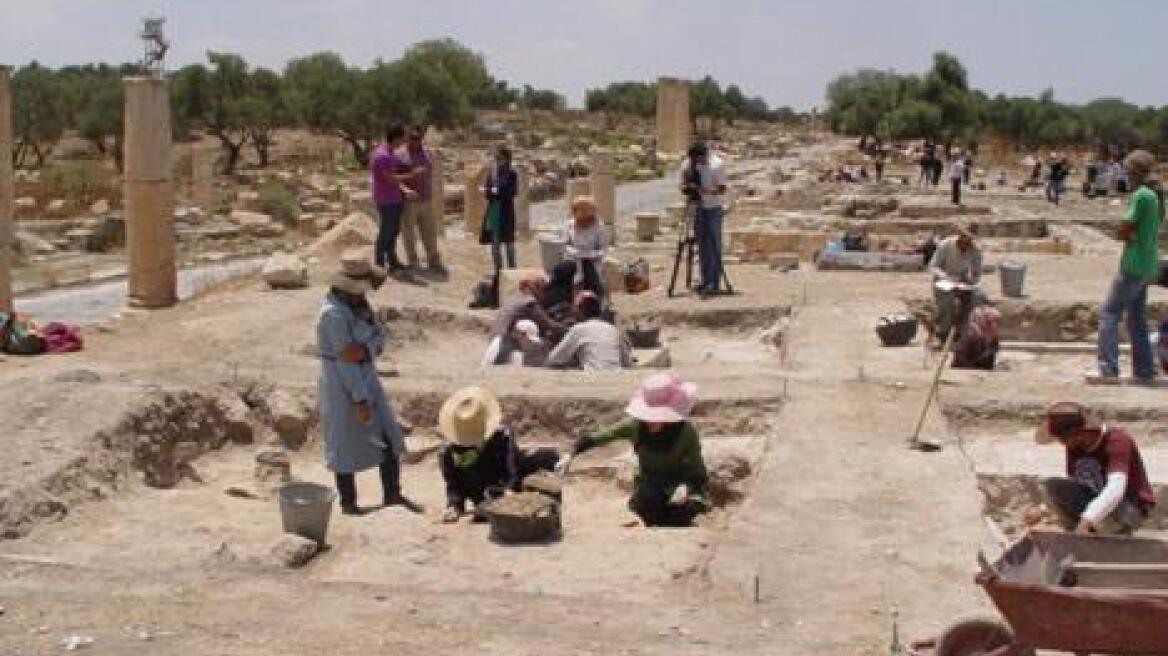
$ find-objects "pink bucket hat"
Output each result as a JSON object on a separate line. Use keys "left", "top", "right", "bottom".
{"left": 625, "top": 372, "right": 698, "bottom": 423}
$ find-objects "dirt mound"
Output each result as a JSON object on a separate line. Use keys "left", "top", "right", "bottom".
{"left": 105, "top": 389, "right": 255, "bottom": 488}
{"left": 0, "top": 382, "right": 314, "bottom": 540}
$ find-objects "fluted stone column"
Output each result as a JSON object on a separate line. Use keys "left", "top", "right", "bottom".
{"left": 429, "top": 150, "right": 446, "bottom": 239}
{"left": 656, "top": 77, "right": 691, "bottom": 155}
{"left": 123, "top": 76, "right": 177, "bottom": 308}
{"left": 463, "top": 163, "right": 488, "bottom": 238}
{"left": 591, "top": 151, "right": 616, "bottom": 245}
{"left": 0, "top": 66, "right": 13, "bottom": 314}
{"left": 516, "top": 163, "right": 532, "bottom": 241}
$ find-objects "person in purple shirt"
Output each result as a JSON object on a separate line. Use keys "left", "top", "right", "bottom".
{"left": 370, "top": 124, "right": 421, "bottom": 271}
{"left": 398, "top": 125, "right": 446, "bottom": 274}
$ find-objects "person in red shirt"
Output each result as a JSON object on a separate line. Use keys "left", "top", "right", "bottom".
{"left": 1036, "top": 401, "right": 1155, "bottom": 535}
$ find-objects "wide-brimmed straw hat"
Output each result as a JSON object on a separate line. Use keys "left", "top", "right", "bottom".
{"left": 625, "top": 372, "right": 698, "bottom": 423}
{"left": 1125, "top": 150, "right": 1156, "bottom": 180}
{"left": 570, "top": 195, "right": 598, "bottom": 213}
{"left": 438, "top": 385, "right": 503, "bottom": 447}
{"left": 1035, "top": 401, "right": 1089, "bottom": 445}
{"left": 329, "top": 249, "right": 387, "bottom": 296}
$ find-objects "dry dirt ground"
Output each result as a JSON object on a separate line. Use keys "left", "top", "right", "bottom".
{"left": 2, "top": 141, "right": 1166, "bottom": 655}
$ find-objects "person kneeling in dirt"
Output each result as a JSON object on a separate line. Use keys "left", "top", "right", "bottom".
{"left": 482, "top": 272, "right": 564, "bottom": 366}
{"left": 438, "top": 386, "right": 560, "bottom": 523}
{"left": 1036, "top": 402, "right": 1155, "bottom": 535}
{"left": 951, "top": 305, "right": 1001, "bottom": 370}
{"left": 545, "top": 291, "right": 632, "bottom": 371}
{"left": 562, "top": 373, "right": 711, "bottom": 527}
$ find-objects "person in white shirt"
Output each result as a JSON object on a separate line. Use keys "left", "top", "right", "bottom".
{"left": 678, "top": 142, "right": 728, "bottom": 296}
{"left": 564, "top": 195, "right": 607, "bottom": 299}
{"left": 949, "top": 150, "right": 966, "bottom": 206}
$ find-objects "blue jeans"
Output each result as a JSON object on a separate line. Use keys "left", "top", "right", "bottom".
{"left": 695, "top": 206, "right": 724, "bottom": 291}
{"left": 375, "top": 203, "right": 404, "bottom": 268}
{"left": 1046, "top": 180, "right": 1063, "bottom": 205}
{"left": 1098, "top": 271, "right": 1154, "bottom": 379}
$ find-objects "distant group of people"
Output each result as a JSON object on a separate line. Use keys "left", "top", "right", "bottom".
{"left": 916, "top": 141, "right": 975, "bottom": 205}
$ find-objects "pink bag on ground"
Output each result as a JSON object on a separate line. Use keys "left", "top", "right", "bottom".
{"left": 42, "top": 322, "right": 83, "bottom": 353}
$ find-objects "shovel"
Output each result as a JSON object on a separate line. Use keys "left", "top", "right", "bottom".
{"left": 907, "top": 330, "right": 955, "bottom": 452}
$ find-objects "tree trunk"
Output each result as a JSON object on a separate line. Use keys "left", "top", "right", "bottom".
{"left": 249, "top": 130, "right": 272, "bottom": 168}
{"left": 341, "top": 134, "right": 371, "bottom": 168}
{"left": 215, "top": 132, "right": 245, "bottom": 175}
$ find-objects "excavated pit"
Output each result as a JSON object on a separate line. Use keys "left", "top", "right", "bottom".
{"left": 1, "top": 375, "right": 779, "bottom": 541}
{"left": 906, "top": 297, "right": 1168, "bottom": 342}
{"left": 941, "top": 399, "right": 1168, "bottom": 537}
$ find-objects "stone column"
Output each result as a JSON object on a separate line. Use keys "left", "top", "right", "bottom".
{"left": 429, "top": 150, "right": 446, "bottom": 240}
{"left": 656, "top": 77, "right": 691, "bottom": 155}
{"left": 463, "top": 163, "right": 488, "bottom": 238}
{"left": 591, "top": 151, "right": 616, "bottom": 245}
{"left": 0, "top": 66, "right": 13, "bottom": 314}
{"left": 515, "top": 163, "right": 532, "bottom": 241}
{"left": 123, "top": 76, "right": 177, "bottom": 308}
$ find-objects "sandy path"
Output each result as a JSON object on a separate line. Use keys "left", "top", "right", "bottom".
{"left": 709, "top": 272, "right": 991, "bottom": 654}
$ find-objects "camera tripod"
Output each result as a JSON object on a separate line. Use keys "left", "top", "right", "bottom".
{"left": 667, "top": 201, "right": 734, "bottom": 298}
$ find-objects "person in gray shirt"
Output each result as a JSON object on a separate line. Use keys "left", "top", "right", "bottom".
{"left": 546, "top": 292, "right": 632, "bottom": 371}
{"left": 928, "top": 223, "right": 986, "bottom": 347}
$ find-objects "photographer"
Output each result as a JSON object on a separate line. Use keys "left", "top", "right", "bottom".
{"left": 678, "top": 142, "right": 728, "bottom": 297}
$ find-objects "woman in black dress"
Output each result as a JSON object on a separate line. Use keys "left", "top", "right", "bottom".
{"left": 480, "top": 146, "right": 519, "bottom": 270}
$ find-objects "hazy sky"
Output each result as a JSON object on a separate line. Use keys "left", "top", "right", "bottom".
{"left": 3, "top": 0, "right": 1167, "bottom": 110}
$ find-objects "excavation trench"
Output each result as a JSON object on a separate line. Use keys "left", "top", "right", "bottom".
{"left": 2, "top": 377, "right": 779, "bottom": 540}
{"left": 905, "top": 297, "right": 1168, "bottom": 342}
{"left": 940, "top": 399, "right": 1168, "bottom": 539}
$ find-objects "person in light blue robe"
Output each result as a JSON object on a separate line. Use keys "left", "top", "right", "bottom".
{"left": 317, "top": 254, "right": 422, "bottom": 515}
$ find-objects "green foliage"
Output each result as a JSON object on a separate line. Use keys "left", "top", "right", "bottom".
{"left": 586, "top": 77, "right": 793, "bottom": 127}
{"left": 400, "top": 39, "right": 517, "bottom": 109}
{"left": 11, "top": 62, "right": 67, "bottom": 167}
{"left": 520, "top": 85, "right": 565, "bottom": 111}
{"left": 40, "top": 160, "right": 114, "bottom": 207}
{"left": 586, "top": 81, "right": 656, "bottom": 117}
{"left": 9, "top": 38, "right": 534, "bottom": 171}
{"left": 256, "top": 178, "right": 300, "bottom": 226}
{"left": 825, "top": 51, "right": 1165, "bottom": 152}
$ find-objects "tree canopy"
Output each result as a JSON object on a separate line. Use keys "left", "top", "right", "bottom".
{"left": 585, "top": 77, "right": 798, "bottom": 130}
{"left": 7, "top": 38, "right": 573, "bottom": 169}
{"left": 825, "top": 51, "right": 1168, "bottom": 153}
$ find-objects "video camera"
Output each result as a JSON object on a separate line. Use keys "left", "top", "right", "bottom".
{"left": 681, "top": 143, "right": 708, "bottom": 204}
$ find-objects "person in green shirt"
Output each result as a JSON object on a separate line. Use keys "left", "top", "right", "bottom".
{"left": 560, "top": 373, "right": 711, "bottom": 527}
{"left": 1097, "top": 150, "right": 1165, "bottom": 381}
